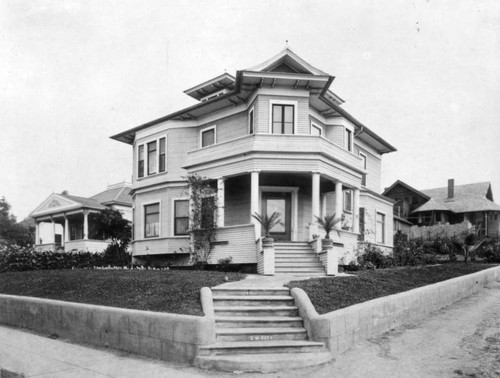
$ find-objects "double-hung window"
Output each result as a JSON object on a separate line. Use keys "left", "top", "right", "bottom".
{"left": 359, "top": 152, "right": 367, "bottom": 186}
{"left": 174, "top": 200, "right": 189, "bottom": 236}
{"left": 137, "top": 136, "right": 167, "bottom": 178}
{"left": 144, "top": 203, "right": 160, "bottom": 238}
{"left": 343, "top": 190, "right": 353, "bottom": 213}
{"left": 248, "top": 108, "right": 255, "bottom": 134}
{"left": 272, "top": 104, "right": 294, "bottom": 134}
{"left": 200, "top": 126, "right": 216, "bottom": 148}
{"left": 345, "top": 128, "right": 353, "bottom": 152}
{"left": 376, "top": 212, "right": 385, "bottom": 244}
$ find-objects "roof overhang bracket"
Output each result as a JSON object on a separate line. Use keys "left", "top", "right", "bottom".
{"left": 271, "top": 78, "right": 276, "bottom": 88}
{"left": 294, "top": 80, "right": 299, "bottom": 89}
{"left": 259, "top": 78, "right": 264, "bottom": 88}
{"left": 305, "top": 80, "right": 311, "bottom": 90}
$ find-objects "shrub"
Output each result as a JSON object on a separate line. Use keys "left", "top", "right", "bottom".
{"left": 394, "top": 234, "right": 425, "bottom": 266}
{"left": 355, "top": 243, "right": 394, "bottom": 269}
{"left": 477, "top": 239, "right": 500, "bottom": 263}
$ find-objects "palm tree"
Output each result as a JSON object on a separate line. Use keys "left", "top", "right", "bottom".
{"left": 252, "top": 212, "right": 282, "bottom": 238}
{"left": 315, "top": 214, "right": 341, "bottom": 239}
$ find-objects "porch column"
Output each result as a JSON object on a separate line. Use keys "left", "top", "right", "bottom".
{"left": 217, "top": 178, "right": 225, "bottom": 228}
{"left": 64, "top": 215, "right": 69, "bottom": 243}
{"left": 335, "top": 181, "right": 343, "bottom": 216}
{"left": 35, "top": 221, "right": 40, "bottom": 245}
{"left": 83, "top": 211, "right": 88, "bottom": 240}
{"left": 353, "top": 188, "right": 360, "bottom": 234}
{"left": 312, "top": 172, "right": 321, "bottom": 222}
{"left": 250, "top": 171, "right": 261, "bottom": 238}
{"left": 51, "top": 217, "right": 56, "bottom": 244}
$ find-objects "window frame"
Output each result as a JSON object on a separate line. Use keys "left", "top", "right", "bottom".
{"left": 345, "top": 127, "right": 353, "bottom": 152}
{"left": 138, "top": 145, "right": 145, "bottom": 178}
{"left": 136, "top": 135, "right": 167, "bottom": 179}
{"left": 375, "top": 211, "right": 386, "bottom": 244}
{"left": 359, "top": 152, "right": 367, "bottom": 186}
{"left": 200, "top": 125, "right": 217, "bottom": 148}
{"left": 343, "top": 190, "right": 353, "bottom": 213}
{"left": 147, "top": 140, "right": 157, "bottom": 176}
{"left": 248, "top": 106, "right": 255, "bottom": 134}
{"left": 143, "top": 201, "right": 161, "bottom": 239}
{"left": 172, "top": 198, "right": 190, "bottom": 236}
{"left": 268, "top": 100, "right": 298, "bottom": 134}
{"left": 311, "top": 122, "right": 323, "bottom": 136}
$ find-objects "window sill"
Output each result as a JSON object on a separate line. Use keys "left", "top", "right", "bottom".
{"left": 137, "top": 170, "right": 168, "bottom": 181}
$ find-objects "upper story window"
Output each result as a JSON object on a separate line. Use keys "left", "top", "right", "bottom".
{"left": 343, "top": 190, "right": 353, "bottom": 213}
{"left": 345, "top": 128, "right": 353, "bottom": 152}
{"left": 137, "top": 136, "right": 167, "bottom": 179}
{"left": 359, "top": 152, "right": 367, "bottom": 186}
{"left": 311, "top": 122, "right": 323, "bottom": 136}
{"left": 200, "top": 125, "right": 216, "bottom": 148}
{"left": 272, "top": 104, "right": 294, "bottom": 134}
{"left": 249, "top": 107, "right": 255, "bottom": 134}
{"left": 144, "top": 203, "right": 160, "bottom": 238}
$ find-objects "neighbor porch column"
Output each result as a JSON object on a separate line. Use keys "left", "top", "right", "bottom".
{"left": 353, "top": 188, "right": 360, "bottom": 234}
{"left": 64, "top": 215, "right": 69, "bottom": 243}
{"left": 35, "top": 221, "right": 40, "bottom": 245}
{"left": 250, "top": 171, "right": 261, "bottom": 238}
{"left": 217, "top": 178, "right": 225, "bottom": 228}
{"left": 51, "top": 217, "right": 56, "bottom": 244}
{"left": 83, "top": 211, "right": 89, "bottom": 240}
{"left": 335, "top": 181, "right": 343, "bottom": 216}
{"left": 312, "top": 172, "right": 321, "bottom": 222}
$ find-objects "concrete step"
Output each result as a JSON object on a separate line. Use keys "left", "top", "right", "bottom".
{"left": 275, "top": 267, "right": 325, "bottom": 273}
{"left": 213, "top": 295, "right": 294, "bottom": 307}
{"left": 212, "top": 287, "right": 290, "bottom": 296}
{"left": 215, "top": 316, "right": 303, "bottom": 328}
{"left": 196, "top": 340, "right": 325, "bottom": 356}
{"left": 194, "top": 351, "right": 332, "bottom": 373}
{"left": 214, "top": 305, "right": 299, "bottom": 317}
{"left": 216, "top": 327, "right": 307, "bottom": 342}
{"left": 275, "top": 262, "right": 323, "bottom": 267}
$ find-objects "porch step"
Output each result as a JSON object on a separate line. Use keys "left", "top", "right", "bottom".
{"left": 195, "top": 286, "right": 332, "bottom": 372}
{"left": 273, "top": 242, "right": 326, "bottom": 275}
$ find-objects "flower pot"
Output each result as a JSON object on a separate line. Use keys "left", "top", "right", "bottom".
{"left": 322, "top": 238, "right": 334, "bottom": 249}
{"left": 262, "top": 237, "right": 274, "bottom": 248}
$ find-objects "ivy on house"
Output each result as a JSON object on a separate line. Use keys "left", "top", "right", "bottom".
{"left": 186, "top": 174, "right": 218, "bottom": 267}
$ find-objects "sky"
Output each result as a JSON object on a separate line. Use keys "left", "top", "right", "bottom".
{"left": 1, "top": 0, "right": 500, "bottom": 220}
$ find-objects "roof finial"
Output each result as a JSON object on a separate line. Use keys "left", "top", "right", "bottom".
{"left": 285, "top": 40, "right": 289, "bottom": 47}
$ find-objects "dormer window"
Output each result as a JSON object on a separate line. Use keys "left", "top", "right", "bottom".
{"left": 200, "top": 125, "right": 216, "bottom": 148}
{"left": 269, "top": 100, "right": 297, "bottom": 135}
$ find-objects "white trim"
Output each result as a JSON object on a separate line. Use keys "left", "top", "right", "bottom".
{"left": 358, "top": 152, "right": 367, "bottom": 170}
{"left": 268, "top": 99, "right": 298, "bottom": 134}
{"left": 311, "top": 121, "right": 323, "bottom": 136}
{"left": 259, "top": 186, "right": 299, "bottom": 241}
{"left": 375, "top": 209, "right": 387, "bottom": 245}
{"left": 248, "top": 106, "right": 255, "bottom": 134}
{"left": 200, "top": 125, "right": 217, "bottom": 148}
{"left": 143, "top": 199, "right": 161, "bottom": 239}
{"left": 171, "top": 197, "right": 189, "bottom": 236}
{"left": 344, "top": 126, "right": 354, "bottom": 152}
{"left": 343, "top": 189, "right": 353, "bottom": 213}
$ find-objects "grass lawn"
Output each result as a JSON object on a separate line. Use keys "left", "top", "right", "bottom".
{"left": 286, "top": 263, "right": 498, "bottom": 315}
{"left": 0, "top": 269, "right": 245, "bottom": 316}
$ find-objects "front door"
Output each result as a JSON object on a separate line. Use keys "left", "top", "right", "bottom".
{"left": 261, "top": 192, "right": 292, "bottom": 241}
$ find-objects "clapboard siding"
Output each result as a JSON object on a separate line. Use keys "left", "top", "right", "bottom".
{"left": 297, "top": 192, "right": 312, "bottom": 241}
{"left": 209, "top": 224, "right": 257, "bottom": 264}
{"left": 132, "top": 237, "right": 190, "bottom": 257}
{"left": 198, "top": 111, "right": 248, "bottom": 145}
{"left": 355, "top": 145, "right": 382, "bottom": 192}
{"left": 256, "top": 94, "right": 310, "bottom": 134}
{"left": 326, "top": 124, "right": 344, "bottom": 147}
{"left": 359, "top": 192, "right": 394, "bottom": 248}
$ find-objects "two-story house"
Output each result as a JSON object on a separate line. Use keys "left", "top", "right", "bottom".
{"left": 111, "top": 49, "right": 396, "bottom": 273}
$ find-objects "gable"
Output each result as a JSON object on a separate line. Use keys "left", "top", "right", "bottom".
{"left": 30, "top": 193, "right": 82, "bottom": 217}
{"left": 269, "top": 62, "right": 300, "bottom": 73}
{"left": 247, "top": 48, "right": 328, "bottom": 76}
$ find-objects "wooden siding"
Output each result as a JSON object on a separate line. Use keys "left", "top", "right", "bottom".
{"left": 326, "top": 125, "right": 344, "bottom": 147}
{"left": 360, "top": 193, "right": 394, "bottom": 248}
{"left": 198, "top": 111, "right": 248, "bottom": 145}
{"left": 355, "top": 145, "right": 382, "bottom": 193}
{"left": 209, "top": 224, "right": 257, "bottom": 264}
{"left": 132, "top": 237, "right": 190, "bottom": 257}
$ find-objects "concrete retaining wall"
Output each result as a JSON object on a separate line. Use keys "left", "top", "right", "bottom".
{"left": 292, "top": 265, "right": 500, "bottom": 358}
{"left": 0, "top": 294, "right": 216, "bottom": 363}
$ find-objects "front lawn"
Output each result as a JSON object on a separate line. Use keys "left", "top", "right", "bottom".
{"left": 0, "top": 269, "right": 245, "bottom": 316}
{"left": 286, "top": 263, "right": 497, "bottom": 315}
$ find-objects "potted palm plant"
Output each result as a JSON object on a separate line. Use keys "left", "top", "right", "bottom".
{"left": 252, "top": 212, "right": 282, "bottom": 247}
{"left": 315, "top": 213, "right": 341, "bottom": 248}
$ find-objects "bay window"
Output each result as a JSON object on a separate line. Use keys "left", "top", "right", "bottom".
{"left": 144, "top": 203, "right": 160, "bottom": 238}
{"left": 136, "top": 135, "right": 167, "bottom": 178}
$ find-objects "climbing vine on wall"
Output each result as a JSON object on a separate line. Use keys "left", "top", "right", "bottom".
{"left": 186, "top": 174, "right": 218, "bottom": 267}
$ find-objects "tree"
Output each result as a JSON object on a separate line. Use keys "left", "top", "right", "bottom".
{"left": 91, "top": 209, "right": 131, "bottom": 265}
{"left": 0, "top": 197, "right": 35, "bottom": 247}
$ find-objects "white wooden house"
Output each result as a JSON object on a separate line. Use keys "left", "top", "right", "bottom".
{"left": 111, "top": 49, "right": 396, "bottom": 273}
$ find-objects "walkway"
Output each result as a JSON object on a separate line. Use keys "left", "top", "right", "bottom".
{"left": 1, "top": 281, "right": 499, "bottom": 377}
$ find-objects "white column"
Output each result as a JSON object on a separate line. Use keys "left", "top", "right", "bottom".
{"left": 64, "top": 216, "right": 69, "bottom": 243}
{"left": 51, "top": 217, "right": 56, "bottom": 244}
{"left": 217, "top": 178, "right": 225, "bottom": 228}
{"left": 353, "top": 188, "right": 360, "bottom": 234}
{"left": 250, "top": 171, "right": 261, "bottom": 238}
{"left": 83, "top": 211, "right": 89, "bottom": 240}
{"left": 335, "top": 181, "right": 343, "bottom": 217}
{"left": 312, "top": 172, "right": 321, "bottom": 222}
{"left": 35, "top": 221, "right": 40, "bottom": 245}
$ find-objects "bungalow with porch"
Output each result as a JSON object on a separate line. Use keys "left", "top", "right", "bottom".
{"left": 111, "top": 48, "right": 397, "bottom": 274}
{"left": 30, "top": 182, "right": 132, "bottom": 252}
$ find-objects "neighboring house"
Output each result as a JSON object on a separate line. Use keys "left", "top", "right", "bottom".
{"left": 111, "top": 48, "right": 397, "bottom": 270}
{"left": 30, "top": 183, "right": 132, "bottom": 252}
{"left": 383, "top": 179, "right": 500, "bottom": 237}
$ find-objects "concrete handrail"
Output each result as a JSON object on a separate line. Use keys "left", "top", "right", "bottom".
{"left": 200, "top": 287, "right": 214, "bottom": 318}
